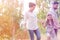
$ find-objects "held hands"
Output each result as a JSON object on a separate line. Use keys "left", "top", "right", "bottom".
{"left": 38, "top": 19, "right": 46, "bottom": 28}
{"left": 38, "top": 19, "right": 44, "bottom": 25}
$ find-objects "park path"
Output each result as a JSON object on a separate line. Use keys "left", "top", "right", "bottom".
{"left": 17, "top": 30, "right": 60, "bottom": 40}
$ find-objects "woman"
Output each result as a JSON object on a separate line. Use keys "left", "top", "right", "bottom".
{"left": 44, "top": 14, "right": 57, "bottom": 40}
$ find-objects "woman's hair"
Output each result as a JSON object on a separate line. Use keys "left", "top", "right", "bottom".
{"left": 46, "top": 14, "right": 54, "bottom": 26}
{"left": 46, "top": 19, "right": 54, "bottom": 26}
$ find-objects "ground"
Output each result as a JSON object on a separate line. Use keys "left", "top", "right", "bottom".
{"left": 16, "top": 30, "right": 60, "bottom": 40}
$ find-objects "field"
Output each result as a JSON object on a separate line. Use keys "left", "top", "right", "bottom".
{"left": 0, "top": 0, "right": 60, "bottom": 40}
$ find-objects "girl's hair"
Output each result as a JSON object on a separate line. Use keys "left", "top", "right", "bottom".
{"left": 46, "top": 19, "right": 54, "bottom": 26}
{"left": 46, "top": 14, "right": 54, "bottom": 26}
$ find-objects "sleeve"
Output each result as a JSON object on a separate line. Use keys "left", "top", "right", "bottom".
{"left": 24, "top": 12, "right": 28, "bottom": 24}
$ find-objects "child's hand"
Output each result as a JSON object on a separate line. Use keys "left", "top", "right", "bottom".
{"left": 43, "top": 24, "right": 46, "bottom": 28}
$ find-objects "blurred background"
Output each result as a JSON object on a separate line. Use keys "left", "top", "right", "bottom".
{"left": 0, "top": 0, "right": 60, "bottom": 40}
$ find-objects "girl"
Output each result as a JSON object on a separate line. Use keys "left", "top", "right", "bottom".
{"left": 44, "top": 14, "right": 57, "bottom": 40}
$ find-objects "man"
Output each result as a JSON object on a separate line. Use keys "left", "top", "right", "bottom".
{"left": 24, "top": 2, "right": 41, "bottom": 40}
{"left": 47, "top": 1, "right": 59, "bottom": 36}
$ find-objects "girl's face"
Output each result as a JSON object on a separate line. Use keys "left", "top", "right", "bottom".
{"left": 47, "top": 14, "right": 52, "bottom": 20}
